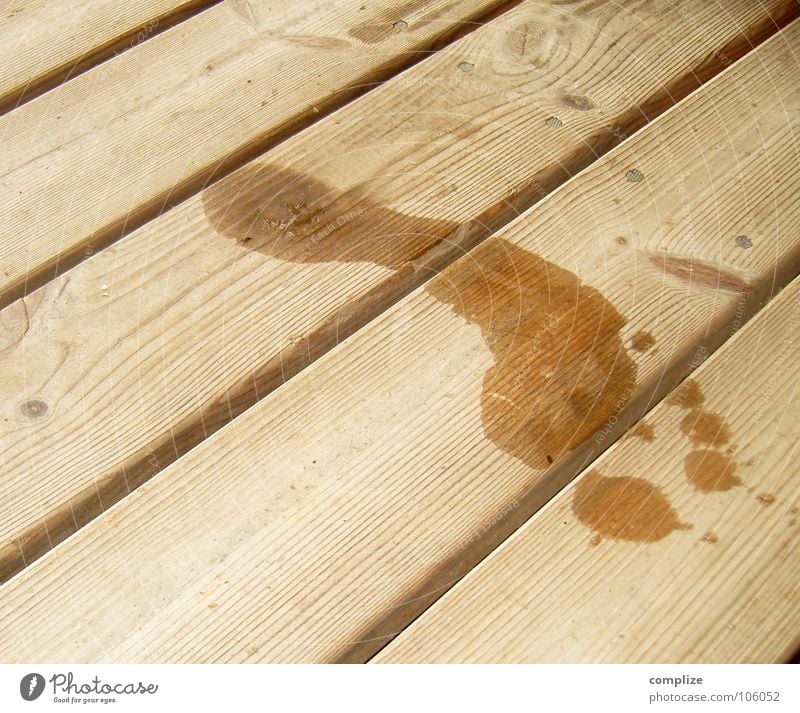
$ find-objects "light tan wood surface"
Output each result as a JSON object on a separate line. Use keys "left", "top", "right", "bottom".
{"left": 0, "top": 0, "right": 219, "bottom": 113}
{"left": 1, "top": 0, "right": 794, "bottom": 583}
{"left": 0, "top": 0, "right": 513, "bottom": 307}
{"left": 376, "top": 277, "right": 800, "bottom": 663}
{"left": 0, "top": 21, "right": 798, "bottom": 662}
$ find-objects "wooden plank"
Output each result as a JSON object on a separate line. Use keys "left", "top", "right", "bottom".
{"left": 0, "top": 0, "right": 220, "bottom": 113}
{"left": 1, "top": 0, "right": 794, "bottom": 583}
{"left": 375, "top": 277, "right": 800, "bottom": 664}
{"left": 1, "top": 20, "right": 799, "bottom": 663}
{"left": 0, "top": 0, "right": 513, "bottom": 307}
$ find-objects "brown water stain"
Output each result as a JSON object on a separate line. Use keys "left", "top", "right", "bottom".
{"left": 428, "top": 238, "right": 638, "bottom": 470}
{"left": 666, "top": 379, "right": 743, "bottom": 490}
{"left": 680, "top": 409, "right": 732, "bottom": 447}
{"left": 631, "top": 330, "right": 656, "bottom": 353}
{"left": 206, "top": 169, "right": 637, "bottom": 472}
{"left": 684, "top": 449, "right": 741, "bottom": 493}
{"left": 665, "top": 378, "right": 705, "bottom": 409}
{"left": 648, "top": 253, "right": 752, "bottom": 293}
{"left": 628, "top": 421, "right": 655, "bottom": 442}
{"left": 666, "top": 377, "right": 742, "bottom": 483}
{"left": 702, "top": 531, "right": 719, "bottom": 544}
{"left": 202, "top": 164, "right": 457, "bottom": 268}
{"left": 757, "top": 493, "right": 776, "bottom": 506}
{"left": 572, "top": 471, "right": 691, "bottom": 543}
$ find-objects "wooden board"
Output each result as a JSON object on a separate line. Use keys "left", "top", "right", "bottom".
{"left": 0, "top": 0, "right": 512, "bottom": 307}
{"left": 0, "top": 0, "right": 219, "bottom": 113}
{"left": 1, "top": 20, "right": 798, "bottom": 663}
{"left": 1, "top": 0, "right": 795, "bottom": 583}
{"left": 375, "top": 277, "right": 800, "bottom": 663}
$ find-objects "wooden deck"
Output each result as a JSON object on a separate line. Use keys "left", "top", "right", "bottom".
{"left": 1, "top": 0, "right": 798, "bottom": 663}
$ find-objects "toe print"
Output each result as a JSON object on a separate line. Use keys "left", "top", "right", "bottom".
{"left": 666, "top": 378, "right": 743, "bottom": 493}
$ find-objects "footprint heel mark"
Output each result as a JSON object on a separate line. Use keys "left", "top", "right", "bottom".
{"left": 202, "top": 163, "right": 457, "bottom": 268}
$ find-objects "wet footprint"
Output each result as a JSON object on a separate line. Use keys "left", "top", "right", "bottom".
{"left": 665, "top": 378, "right": 743, "bottom": 494}
{"left": 573, "top": 471, "right": 692, "bottom": 543}
{"left": 428, "top": 238, "right": 638, "bottom": 470}
{"left": 203, "top": 168, "right": 712, "bottom": 547}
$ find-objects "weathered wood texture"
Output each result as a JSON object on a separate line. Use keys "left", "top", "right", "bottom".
{"left": 0, "top": 0, "right": 515, "bottom": 307}
{"left": 1, "top": 21, "right": 798, "bottom": 662}
{"left": 0, "top": 0, "right": 222, "bottom": 113}
{"left": 376, "top": 277, "right": 800, "bottom": 663}
{"left": 1, "top": 0, "right": 794, "bottom": 583}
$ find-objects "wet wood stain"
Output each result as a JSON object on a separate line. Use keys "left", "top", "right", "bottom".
{"left": 684, "top": 449, "right": 741, "bottom": 493}
{"left": 757, "top": 493, "right": 776, "bottom": 506}
{"left": 202, "top": 164, "right": 457, "bottom": 268}
{"left": 702, "top": 531, "right": 719, "bottom": 544}
{"left": 680, "top": 409, "right": 732, "bottom": 447}
{"left": 204, "top": 170, "right": 639, "bottom": 475}
{"left": 203, "top": 165, "right": 752, "bottom": 547}
{"left": 628, "top": 421, "right": 655, "bottom": 442}
{"left": 665, "top": 378, "right": 704, "bottom": 409}
{"left": 630, "top": 330, "right": 656, "bottom": 352}
{"left": 428, "top": 238, "right": 638, "bottom": 470}
{"left": 572, "top": 471, "right": 691, "bottom": 543}
{"left": 665, "top": 378, "right": 743, "bottom": 492}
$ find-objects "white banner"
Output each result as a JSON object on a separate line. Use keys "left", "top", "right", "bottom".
{"left": 0, "top": 664, "right": 796, "bottom": 712}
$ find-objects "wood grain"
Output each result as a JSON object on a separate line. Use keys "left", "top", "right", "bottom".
{"left": 0, "top": 0, "right": 220, "bottom": 113}
{"left": 1, "top": 0, "right": 795, "bottom": 583}
{"left": 0, "top": 0, "right": 513, "bottom": 307}
{"left": 376, "top": 277, "right": 800, "bottom": 663}
{"left": 1, "top": 20, "right": 798, "bottom": 662}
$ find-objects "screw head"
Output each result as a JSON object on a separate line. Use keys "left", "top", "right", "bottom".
{"left": 625, "top": 169, "right": 644, "bottom": 183}
{"left": 735, "top": 235, "right": 753, "bottom": 249}
{"left": 458, "top": 62, "right": 474, "bottom": 72}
